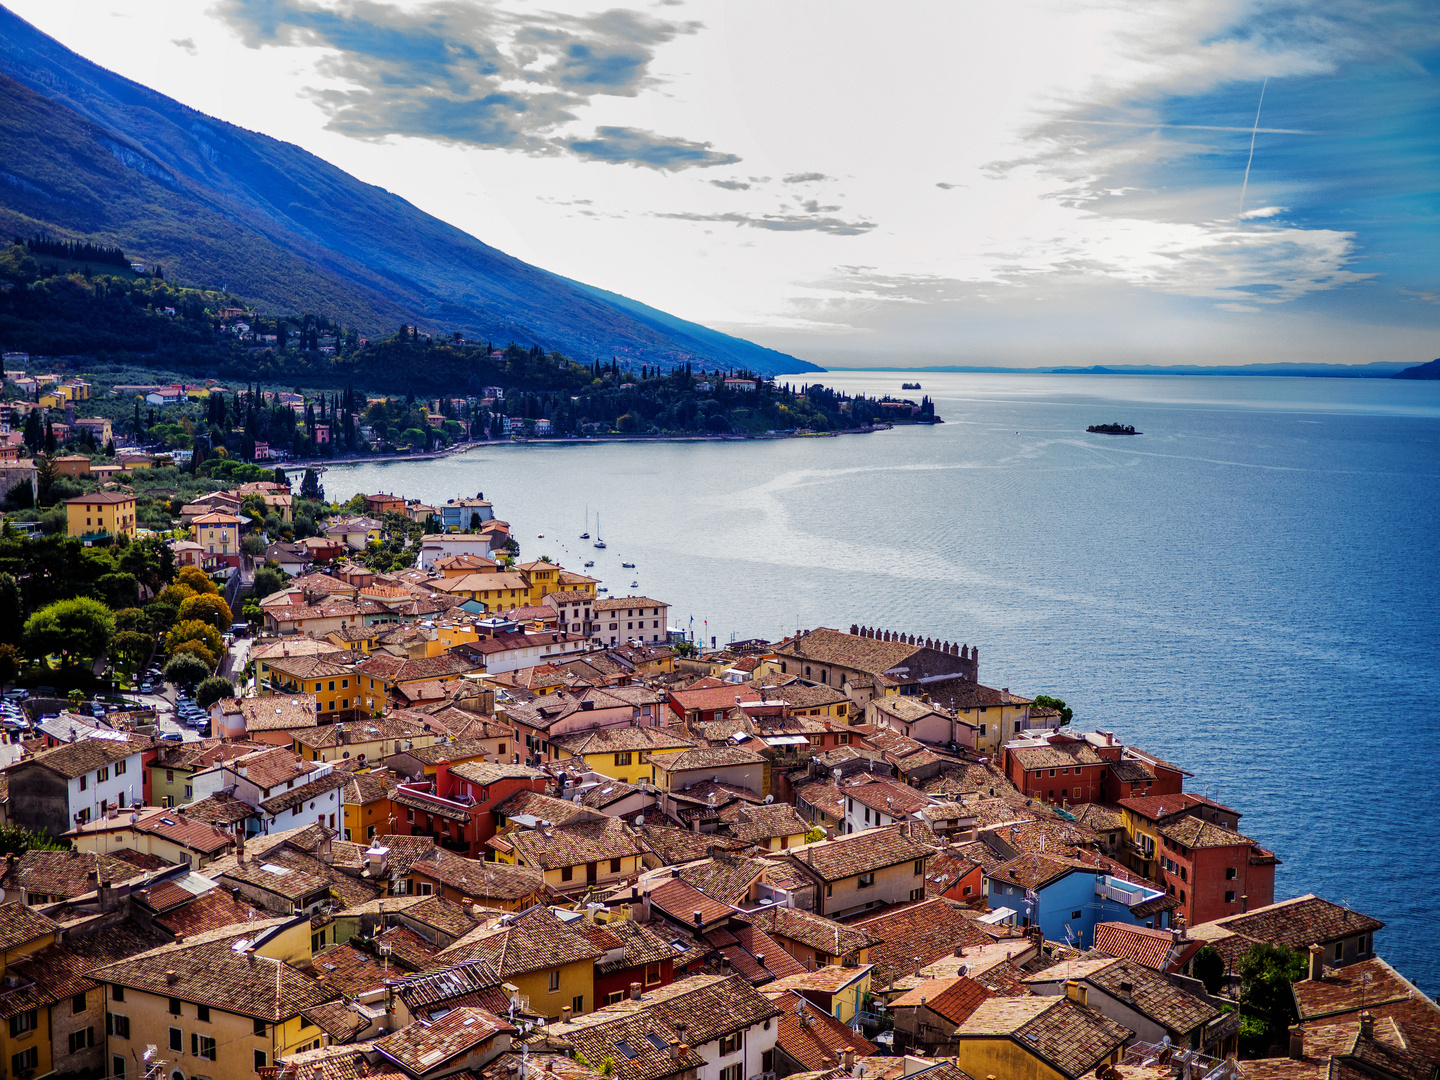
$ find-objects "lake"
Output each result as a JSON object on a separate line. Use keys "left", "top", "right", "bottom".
{"left": 319, "top": 371, "right": 1440, "bottom": 993}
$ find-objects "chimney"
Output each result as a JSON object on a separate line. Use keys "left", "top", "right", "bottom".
{"left": 755, "top": 953, "right": 765, "bottom": 971}
{"left": 1288, "top": 1025, "right": 1305, "bottom": 1059}
{"left": 841, "top": 1049, "right": 854, "bottom": 1071}
{"left": 670, "top": 1043, "right": 688, "bottom": 1065}
{"left": 165, "top": 970, "right": 178, "bottom": 984}
{"left": 561, "top": 1006, "right": 572, "bottom": 1023}
{"left": 1065, "top": 980, "right": 1088, "bottom": 1007}
{"left": 1359, "top": 1012, "right": 1374, "bottom": 1040}
{"left": 1308, "top": 944, "right": 1324, "bottom": 982}
{"left": 630, "top": 982, "right": 642, "bottom": 1001}
{"left": 693, "top": 910, "right": 703, "bottom": 928}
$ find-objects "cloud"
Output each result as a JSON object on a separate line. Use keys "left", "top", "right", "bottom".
{"left": 171, "top": 36, "right": 197, "bottom": 54}
{"left": 561, "top": 126, "right": 738, "bottom": 170}
{"left": 935, "top": 182, "right": 963, "bottom": 190}
{"left": 214, "top": 0, "right": 737, "bottom": 168}
{"left": 653, "top": 210, "right": 876, "bottom": 236}
{"left": 782, "top": 172, "right": 831, "bottom": 184}
{"left": 1239, "top": 205, "right": 1287, "bottom": 219}
{"left": 709, "top": 179, "right": 750, "bottom": 190}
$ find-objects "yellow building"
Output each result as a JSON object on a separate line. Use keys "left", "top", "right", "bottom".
{"left": 0, "top": 906, "right": 62, "bottom": 1080}
{"left": 401, "top": 852, "right": 545, "bottom": 912}
{"left": 64, "top": 491, "right": 137, "bottom": 539}
{"left": 190, "top": 511, "right": 244, "bottom": 561}
{"left": 90, "top": 917, "right": 333, "bottom": 1080}
{"left": 432, "top": 571, "right": 532, "bottom": 607}
{"left": 515, "top": 560, "right": 562, "bottom": 601}
{"left": 953, "top": 991, "right": 1129, "bottom": 1080}
{"left": 53, "top": 454, "right": 92, "bottom": 478}
{"left": 438, "top": 906, "right": 598, "bottom": 1020}
{"left": 267, "top": 655, "right": 361, "bottom": 718}
{"left": 421, "top": 621, "right": 481, "bottom": 657}
{"left": 341, "top": 770, "right": 395, "bottom": 843}
{"left": 294, "top": 715, "right": 446, "bottom": 765}
{"left": 547, "top": 727, "right": 696, "bottom": 786}
{"left": 504, "top": 814, "right": 648, "bottom": 896}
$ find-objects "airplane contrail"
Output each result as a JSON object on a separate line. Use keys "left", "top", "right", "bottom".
{"left": 1239, "top": 78, "right": 1269, "bottom": 217}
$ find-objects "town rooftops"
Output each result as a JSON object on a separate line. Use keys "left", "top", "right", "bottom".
{"left": 409, "top": 852, "right": 544, "bottom": 901}
{"left": 854, "top": 898, "right": 994, "bottom": 983}
{"left": 1091, "top": 922, "right": 1190, "bottom": 971}
{"left": 1202, "top": 894, "right": 1384, "bottom": 951}
{"left": 890, "top": 975, "right": 994, "bottom": 1027}
{"left": 507, "top": 815, "right": 646, "bottom": 871}
{"left": 775, "top": 628, "right": 931, "bottom": 675}
{"left": 0, "top": 903, "right": 59, "bottom": 952}
{"left": 548, "top": 726, "right": 697, "bottom": 756}
{"left": 955, "top": 996, "right": 1132, "bottom": 1079}
{"left": 591, "top": 595, "right": 667, "bottom": 612}
{"left": 744, "top": 906, "right": 880, "bottom": 958}
{"left": 649, "top": 744, "right": 766, "bottom": 772}
{"left": 69, "top": 806, "right": 238, "bottom": 855}
{"left": 438, "top": 905, "right": 601, "bottom": 976}
{"left": 647, "top": 876, "right": 735, "bottom": 928}
{"left": 447, "top": 760, "right": 547, "bottom": 787}
{"left": 89, "top": 922, "right": 336, "bottom": 1021}
{"left": 989, "top": 851, "right": 1097, "bottom": 891}
{"left": 64, "top": 491, "right": 136, "bottom": 505}
{"left": 23, "top": 736, "right": 138, "bottom": 779}
{"left": 1158, "top": 816, "right": 1260, "bottom": 850}
{"left": 375, "top": 1006, "right": 514, "bottom": 1075}
{"left": 786, "top": 824, "right": 935, "bottom": 883}
{"left": 1007, "top": 740, "right": 1105, "bottom": 769}
{"left": 237, "top": 695, "right": 321, "bottom": 732}
{"left": 766, "top": 987, "right": 880, "bottom": 1070}
{"left": 0, "top": 849, "right": 149, "bottom": 899}
{"left": 1117, "top": 792, "right": 1241, "bottom": 823}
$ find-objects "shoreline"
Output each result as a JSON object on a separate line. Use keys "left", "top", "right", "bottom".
{"left": 281, "top": 423, "right": 907, "bottom": 470}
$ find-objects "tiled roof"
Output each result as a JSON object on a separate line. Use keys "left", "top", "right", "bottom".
{"left": 1085, "top": 958, "right": 1219, "bottom": 1034}
{"left": 374, "top": 925, "right": 442, "bottom": 971}
{"left": 1159, "top": 816, "right": 1258, "bottom": 850}
{"left": 1116, "top": 793, "right": 1240, "bottom": 823}
{"left": 956, "top": 997, "right": 1132, "bottom": 1079}
{"left": 580, "top": 779, "right": 644, "bottom": 809}
{"left": 410, "top": 852, "right": 544, "bottom": 901}
{"left": 591, "top": 919, "right": 675, "bottom": 971}
{"left": 844, "top": 778, "right": 936, "bottom": 816}
{"left": 405, "top": 895, "right": 483, "bottom": 940}
{"left": 923, "top": 849, "right": 985, "bottom": 898}
{"left": 1091, "top": 923, "right": 1183, "bottom": 971}
{"left": 677, "top": 853, "right": 773, "bottom": 905}
{"left": 769, "top": 988, "right": 879, "bottom": 1069}
{"left": 395, "top": 738, "right": 494, "bottom": 766}
{"left": 1210, "top": 895, "right": 1383, "bottom": 950}
{"left": 540, "top": 975, "right": 780, "bottom": 1080}
{"left": 438, "top": 905, "right": 601, "bottom": 976}
{"left": 294, "top": 715, "right": 444, "bottom": 749}
{"left": 306, "top": 943, "right": 394, "bottom": 997}
{"left": 638, "top": 825, "right": 746, "bottom": 865}
{"left": 259, "top": 771, "right": 349, "bottom": 813}
{"left": 508, "top": 816, "right": 646, "bottom": 871}
{"left": 710, "top": 921, "right": 808, "bottom": 984}
{"left": 787, "top": 825, "right": 935, "bottom": 883}
{"left": 156, "top": 890, "right": 260, "bottom": 937}
{"left": 491, "top": 789, "right": 584, "bottom": 825}
{"left": 776, "top": 629, "right": 925, "bottom": 675}
{"left": 0, "top": 925, "right": 166, "bottom": 1019}
{"left": 649, "top": 745, "right": 765, "bottom": 771}
{"left": 23, "top": 737, "right": 137, "bottom": 779}
{"left": 240, "top": 696, "right": 321, "bottom": 732}
{"left": 0, "top": 903, "right": 58, "bottom": 951}
{"left": 394, "top": 961, "right": 505, "bottom": 1013}
{"left": 448, "top": 761, "right": 548, "bottom": 786}
{"left": 854, "top": 899, "right": 993, "bottom": 984}
{"left": 184, "top": 791, "right": 257, "bottom": 826}
{"left": 376, "top": 1007, "right": 514, "bottom": 1073}
{"left": 0, "top": 849, "right": 148, "bottom": 898}
{"left": 1071, "top": 803, "right": 1125, "bottom": 832}
{"left": 988, "top": 851, "right": 1095, "bottom": 891}
{"left": 890, "top": 975, "right": 993, "bottom": 1026}
{"left": 743, "top": 907, "right": 879, "bottom": 958}
{"left": 550, "top": 726, "right": 697, "bottom": 755}
{"left": 90, "top": 924, "right": 336, "bottom": 1020}
{"left": 647, "top": 877, "right": 734, "bottom": 927}
{"left": 1007, "top": 741, "right": 1104, "bottom": 769}
{"left": 302, "top": 1000, "right": 371, "bottom": 1042}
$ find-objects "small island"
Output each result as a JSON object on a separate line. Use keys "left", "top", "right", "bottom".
{"left": 1087, "top": 423, "right": 1140, "bottom": 435}
{"left": 902, "top": 381, "right": 922, "bottom": 389}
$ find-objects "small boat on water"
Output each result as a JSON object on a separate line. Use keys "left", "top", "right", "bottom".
{"left": 630, "top": 580, "right": 638, "bottom": 588}
{"left": 584, "top": 560, "right": 594, "bottom": 568}
{"left": 597, "top": 585, "right": 609, "bottom": 592}
{"left": 537, "top": 533, "right": 544, "bottom": 538}
{"left": 593, "top": 513, "right": 606, "bottom": 549}
{"left": 580, "top": 505, "right": 590, "bottom": 539}
{"left": 621, "top": 561, "right": 635, "bottom": 569}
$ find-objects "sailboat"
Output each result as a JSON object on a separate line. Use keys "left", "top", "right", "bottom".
{"left": 593, "top": 513, "right": 606, "bottom": 549}
{"left": 580, "top": 505, "right": 590, "bottom": 540}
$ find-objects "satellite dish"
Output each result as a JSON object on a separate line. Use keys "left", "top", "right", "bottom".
{"left": 0, "top": 888, "right": 7, "bottom": 904}
{"left": 764, "top": 794, "right": 774, "bottom": 804}
{"left": 633, "top": 815, "right": 644, "bottom": 827}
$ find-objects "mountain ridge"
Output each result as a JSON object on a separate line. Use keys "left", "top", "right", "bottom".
{"left": 0, "top": 5, "right": 816, "bottom": 374}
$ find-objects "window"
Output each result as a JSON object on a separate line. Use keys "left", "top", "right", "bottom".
{"left": 114, "top": 1056, "right": 126, "bottom": 1079}
{"left": 73, "top": 992, "right": 86, "bottom": 1014}
{"left": 169, "top": 998, "right": 182, "bottom": 1016}
{"left": 193, "top": 1034, "right": 216, "bottom": 1061}
{"left": 963, "top": 885, "right": 972, "bottom": 896}
{"left": 169, "top": 1028, "right": 182, "bottom": 1052}
{"left": 9, "top": 1009, "right": 37, "bottom": 1036}
{"left": 762, "top": 1050, "right": 775, "bottom": 1074}
{"left": 858, "top": 872, "right": 875, "bottom": 889}
{"left": 184, "top": 785, "right": 193, "bottom": 798}
{"left": 1226, "top": 867, "right": 1237, "bottom": 880}
{"left": 166, "top": 770, "right": 175, "bottom": 782}
{"left": 914, "top": 859, "right": 925, "bottom": 875}
{"left": 604, "top": 990, "right": 625, "bottom": 1005}
{"left": 12, "top": 1047, "right": 38, "bottom": 1076}
{"left": 909, "top": 888, "right": 924, "bottom": 902}
{"left": 1334, "top": 942, "right": 1344, "bottom": 961}
{"left": 1358, "top": 934, "right": 1369, "bottom": 955}
{"left": 719, "top": 1033, "right": 741, "bottom": 1055}
{"left": 112, "top": 987, "right": 124, "bottom": 1003}
{"left": 720, "top": 1065, "right": 743, "bottom": 1080}
{"left": 255, "top": 1051, "right": 268, "bottom": 1072}
{"left": 254, "top": 1020, "right": 268, "bottom": 1037}
{"left": 645, "top": 963, "right": 661, "bottom": 985}
{"left": 572, "top": 995, "right": 584, "bottom": 1014}
{"left": 98, "top": 766, "right": 109, "bottom": 782}
{"left": 417, "top": 881, "right": 433, "bottom": 896}
{"left": 1072, "top": 910, "right": 1083, "bottom": 919}
{"left": 68, "top": 1029, "right": 93, "bottom": 1054}
{"left": 1226, "top": 890, "right": 1236, "bottom": 903}
{"left": 116, "top": 759, "right": 126, "bottom": 775}
{"left": 614, "top": 752, "right": 632, "bottom": 766}
{"left": 610, "top": 858, "right": 622, "bottom": 873}
{"left": 825, "top": 884, "right": 833, "bottom": 897}
{"left": 979, "top": 724, "right": 986, "bottom": 736}
{"left": 79, "top": 774, "right": 87, "bottom": 791}
{"left": 561, "top": 865, "right": 574, "bottom": 881}
{"left": 107, "top": 1013, "right": 130, "bottom": 1038}
{"left": 548, "top": 971, "right": 561, "bottom": 993}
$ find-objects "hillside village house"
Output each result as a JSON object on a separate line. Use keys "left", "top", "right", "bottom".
{"left": 785, "top": 825, "right": 936, "bottom": 918}
{"left": 191, "top": 511, "right": 245, "bottom": 569}
{"left": 7, "top": 737, "right": 143, "bottom": 835}
{"left": 436, "top": 905, "right": 599, "bottom": 1021}
{"left": 64, "top": 491, "right": 137, "bottom": 540}
{"left": 591, "top": 596, "right": 670, "bottom": 646}
{"left": 68, "top": 806, "right": 237, "bottom": 868}
{"left": 499, "top": 813, "right": 648, "bottom": 896}
{"left": 769, "top": 626, "right": 978, "bottom": 696}
{"left": 953, "top": 990, "right": 1131, "bottom": 1080}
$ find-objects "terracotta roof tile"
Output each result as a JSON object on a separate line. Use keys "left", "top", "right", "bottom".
{"left": 376, "top": 1007, "right": 514, "bottom": 1073}
{"left": 855, "top": 898, "right": 993, "bottom": 985}
{"left": 438, "top": 906, "right": 601, "bottom": 976}
{"left": 956, "top": 997, "right": 1131, "bottom": 1079}
{"left": 743, "top": 907, "right": 879, "bottom": 959}
{"left": 769, "top": 988, "right": 880, "bottom": 1069}
{"left": 787, "top": 825, "right": 935, "bottom": 883}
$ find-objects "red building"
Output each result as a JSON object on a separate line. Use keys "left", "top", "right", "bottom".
{"left": 583, "top": 919, "right": 676, "bottom": 1006}
{"left": 1084, "top": 731, "right": 1190, "bottom": 802}
{"left": 1004, "top": 732, "right": 1107, "bottom": 805}
{"left": 1158, "top": 816, "right": 1278, "bottom": 927}
{"left": 388, "top": 759, "right": 549, "bottom": 857}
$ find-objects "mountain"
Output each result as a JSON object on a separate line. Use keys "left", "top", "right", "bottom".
{"left": 0, "top": 6, "right": 815, "bottom": 375}
{"left": 1393, "top": 358, "right": 1440, "bottom": 380}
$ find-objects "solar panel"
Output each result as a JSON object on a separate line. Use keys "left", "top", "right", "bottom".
{"left": 615, "top": 1042, "right": 639, "bottom": 1060}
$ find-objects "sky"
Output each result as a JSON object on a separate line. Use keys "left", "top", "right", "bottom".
{"left": 10, "top": 0, "right": 1440, "bottom": 368}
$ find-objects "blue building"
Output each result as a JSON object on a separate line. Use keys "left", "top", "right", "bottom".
{"left": 440, "top": 494, "right": 494, "bottom": 531}
{"left": 984, "top": 852, "right": 1170, "bottom": 948}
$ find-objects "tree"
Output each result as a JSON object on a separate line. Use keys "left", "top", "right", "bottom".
{"left": 469, "top": 511, "right": 481, "bottom": 531}
{"left": 1238, "top": 942, "right": 1306, "bottom": 1053}
{"left": 1192, "top": 945, "right": 1226, "bottom": 996}
{"left": 175, "top": 566, "right": 219, "bottom": 595}
{"left": 252, "top": 567, "right": 287, "bottom": 602}
{"left": 0, "top": 574, "right": 22, "bottom": 647}
{"left": 300, "top": 467, "right": 323, "bottom": 501}
{"left": 95, "top": 571, "right": 139, "bottom": 609}
{"left": 194, "top": 675, "right": 235, "bottom": 710}
{"left": 157, "top": 583, "right": 197, "bottom": 608}
{"left": 0, "top": 643, "right": 19, "bottom": 689}
{"left": 1033, "top": 694, "right": 1073, "bottom": 726}
{"left": 242, "top": 532, "right": 267, "bottom": 557}
{"left": 166, "top": 619, "right": 223, "bottom": 664}
{"left": 163, "top": 653, "right": 210, "bottom": 691}
{"left": 112, "top": 630, "right": 152, "bottom": 679}
{"left": 0, "top": 823, "right": 68, "bottom": 857}
{"left": 178, "top": 593, "right": 233, "bottom": 631}
{"left": 23, "top": 597, "right": 114, "bottom": 668}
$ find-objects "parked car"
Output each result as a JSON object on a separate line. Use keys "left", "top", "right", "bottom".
{"left": 2, "top": 689, "right": 28, "bottom": 701}
{"left": 159, "top": 731, "right": 184, "bottom": 742}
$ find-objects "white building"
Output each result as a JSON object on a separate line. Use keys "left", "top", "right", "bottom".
{"left": 591, "top": 596, "right": 670, "bottom": 646}
{"left": 7, "top": 732, "right": 144, "bottom": 837}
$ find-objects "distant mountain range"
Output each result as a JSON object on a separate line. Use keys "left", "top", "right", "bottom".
{"left": 833, "top": 361, "right": 1423, "bottom": 378}
{"left": 0, "top": 5, "right": 814, "bottom": 375}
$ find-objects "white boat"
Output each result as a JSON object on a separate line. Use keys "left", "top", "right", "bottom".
{"left": 584, "top": 560, "right": 594, "bottom": 567}
{"left": 630, "top": 580, "right": 638, "bottom": 588}
{"left": 593, "top": 513, "right": 606, "bottom": 549}
{"left": 621, "top": 562, "right": 635, "bottom": 569}
{"left": 580, "top": 505, "right": 590, "bottom": 539}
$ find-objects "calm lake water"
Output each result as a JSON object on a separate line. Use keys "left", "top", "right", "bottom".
{"left": 321, "top": 372, "right": 1440, "bottom": 994}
